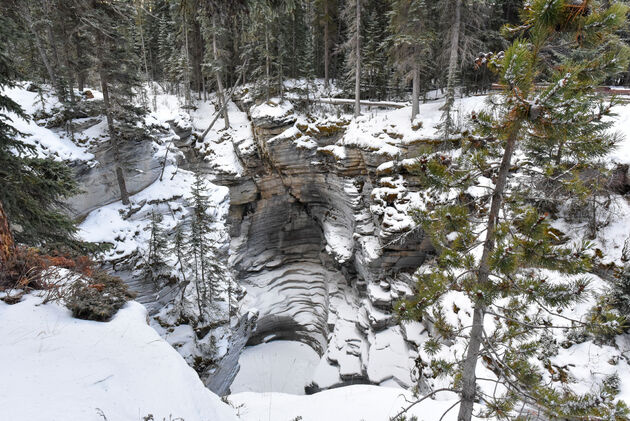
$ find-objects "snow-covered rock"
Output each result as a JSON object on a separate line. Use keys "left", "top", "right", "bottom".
{"left": 209, "top": 96, "right": 463, "bottom": 392}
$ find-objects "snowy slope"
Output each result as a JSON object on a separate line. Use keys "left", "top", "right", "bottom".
{"left": 0, "top": 294, "right": 238, "bottom": 421}
{"left": 1, "top": 84, "right": 95, "bottom": 161}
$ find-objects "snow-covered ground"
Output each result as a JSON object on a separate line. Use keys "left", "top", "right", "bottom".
{"left": 229, "top": 385, "right": 465, "bottom": 421}
{"left": 231, "top": 341, "right": 320, "bottom": 394}
{"left": 609, "top": 101, "right": 630, "bottom": 165}
{"left": 2, "top": 84, "right": 96, "bottom": 161}
{"left": 0, "top": 294, "right": 238, "bottom": 421}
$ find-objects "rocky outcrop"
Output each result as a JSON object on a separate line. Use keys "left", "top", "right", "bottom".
{"left": 67, "top": 137, "right": 161, "bottom": 218}
{"left": 207, "top": 99, "right": 434, "bottom": 391}
{"left": 610, "top": 164, "right": 630, "bottom": 195}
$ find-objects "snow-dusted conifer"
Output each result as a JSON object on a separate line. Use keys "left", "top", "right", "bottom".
{"left": 398, "top": 1, "right": 630, "bottom": 420}
{"left": 143, "top": 210, "right": 171, "bottom": 287}
{"left": 388, "top": 0, "right": 432, "bottom": 120}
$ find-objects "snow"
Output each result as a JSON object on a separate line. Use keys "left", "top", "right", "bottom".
{"left": 0, "top": 294, "right": 238, "bottom": 421}
{"left": 250, "top": 98, "right": 295, "bottom": 121}
{"left": 1, "top": 84, "right": 94, "bottom": 161}
{"left": 79, "top": 167, "right": 229, "bottom": 260}
{"left": 366, "top": 327, "right": 413, "bottom": 385}
{"left": 609, "top": 101, "right": 630, "bottom": 164}
{"left": 319, "top": 95, "right": 487, "bottom": 161}
{"left": 229, "top": 385, "right": 465, "bottom": 421}
{"left": 230, "top": 341, "right": 320, "bottom": 395}
{"left": 192, "top": 100, "right": 252, "bottom": 177}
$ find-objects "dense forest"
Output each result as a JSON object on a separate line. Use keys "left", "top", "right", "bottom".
{"left": 2, "top": 0, "right": 535, "bottom": 118}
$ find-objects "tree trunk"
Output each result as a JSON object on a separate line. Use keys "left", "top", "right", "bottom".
{"left": 43, "top": 0, "right": 65, "bottom": 102}
{"left": 324, "top": 0, "right": 330, "bottom": 90}
{"left": 213, "top": 16, "right": 230, "bottom": 129}
{"left": 443, "top": 0, "right": 461, "bottom": 120}
{"left": 96, "top": 33, "right": 130, "bottom": 206}
{"left": 183, "top": 14, "right": 192, "bottom": 107}
{"left": 354, "top": 0, "right": 361, "bottom": 118}
{"left": 136, "top": 5, "right": 151, "bottom": 92}
{"left": 58, "top": 15, "right": 76, "bottom": 104}
{"left": 457, "top": 121, "right": 522, "bottom": 421}
{"left": 411, "top": 63, "right": 419, "bottom": 121}
{"left": 278, "top": 34, "right": 284, "bottom": 100}
{"left": 265, "top": 29, "right": 271, "bottom": 101}
{"left": 24, "top": 6, "right": 60, "bottom": 98}
{"left": 0, "top": 201, "right": 14, "bottom": 268}
{"left": 74, "top": 34, "right": 86, "bottom": 92}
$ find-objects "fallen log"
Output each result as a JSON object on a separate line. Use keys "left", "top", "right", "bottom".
{"left": 198, "top": 70, "right": 245, "bottom": 142}
{"left": 317, "top": 97, "right": 408, "bottom": 109}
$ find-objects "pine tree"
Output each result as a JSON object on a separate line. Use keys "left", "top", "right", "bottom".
{"left": 199, "top": 7, "right": 231, "bottom": 128}
{"left": 242, "top": 0, "right": 276, "bottom": 101}
{"left": 438, "top": 0, "right": 462, "bottom": 138}
{"left": 362, "top": 5, "right": 389, "bottom": 101}
{"left": 398, "top": 1, "right": 630, "bottom": 420}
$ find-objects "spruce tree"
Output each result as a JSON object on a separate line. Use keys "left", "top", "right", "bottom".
{"left": 143, "top": 210, "right": 171, "bottom": 287}
{"left": 0, "top": 15, "right": 84, "bottom": 251}
{"left": 340, "top": 0, "right": 363, "bottom": 117}
{"left": 182, "top": 172, "right": 229, "bottom": 318}
{"left": 398, "top": 1, "right": 630, "bottom": 420}
{"left": 82, "top": 0, "right": 145, "bottom": 206}
{"left": 315, "top": 0, "right": 338, "bottom": 90}
{"left": 242, "top": 0, "right": 277, "bottom": 101}
{"left": 388, "top": 0, "right": 433, "bottom": 120}
{"left": 438, "top": 0, "right": 462, "bottom": 138}
{"left": 362, "top": 5, "right": 389, "bottom": 101}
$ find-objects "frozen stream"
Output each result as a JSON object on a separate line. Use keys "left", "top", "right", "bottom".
{"left": 230, "top": 341, "right": 320, "bottom": 395}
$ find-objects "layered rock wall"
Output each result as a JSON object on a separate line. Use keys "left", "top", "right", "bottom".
{"left": 213, "top": 100, "right": 433, "bottom": 390}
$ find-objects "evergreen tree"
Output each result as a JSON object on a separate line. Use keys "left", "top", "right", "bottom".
{"left": 362, "top": 4, "right": 389, "bottom": 101}
{"left": 315, "top": 0, "right": 338, "bottom": 90}
{"left": 340, "top": 0, "right": 363, "bottom": 117}
{"left": 143, "top": 210, "right": 171, "bottom": 287}
{"left": 0, "top": 15, "right": 83, "bottom": 251}
{"left": 242, "top": 0, "right": 276, "bottom": 101}
{"left": 438, "top": 0, "right": 462, "bottom": 138}
{"left": 182, "top": 172, "right": 229, "bottom": 319}
{"left": 82, "top": 0, "right": 145, "bottom": 206}
{"left": 199, "top": 7, "right": 231, "bottom": 127}
{"left": 388, "top": 0, "right": 433, "bottom": 120}
{"left": 398, "top": 1, "right": 630, "bottom": 420}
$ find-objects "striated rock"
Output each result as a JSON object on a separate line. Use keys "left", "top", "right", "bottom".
{"left": 202, "top": 97, "right": 437, "bottom": 391}
{"left": 66, "top": 138, "right": 161, "bottom": 218}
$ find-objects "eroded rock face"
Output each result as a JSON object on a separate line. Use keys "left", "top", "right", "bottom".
{"left": 67, "top": 137, "right": 161, "bottom": 218}
{"left": 209, "top": 100, "right": 433, "bottom": 391}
